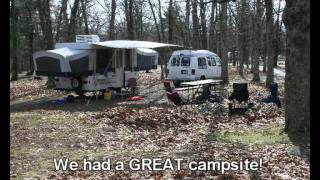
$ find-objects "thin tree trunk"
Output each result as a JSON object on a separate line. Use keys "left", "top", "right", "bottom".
{"left": 10, "top": 0, "right": 18, "bottom": 81}
{"left": 148, "top": 0, "right": 161, "bottom": 42}
{"left": 55, "top": 0, "right": 68, "bottom": 42}
{"left": 220, "top": 2, "right": 228, "bottom": 84}
{"left": 109, "top": 0, "right": 116, "bottom": 39}
{"left": 168, "top": 0, "right": 173, "bottom": 43}
{"left": 200, "top": 0, "right": 207, "bottom": 49}
{"left": 81, "top": 0, "right": 89, "bottom": 34}
{"left": 185, "top": 0, "right": 191, "bottom": 47}
{"left": 192, "top": 0, "right": 200, "bottom": 49}
{"left": 265, "top": 0, "right": 274, "bottom": 87}
{"left": 252, "top": 0, "right": 262, "bottom": 82}
{"left": 38, "top": 0, "right": 55, "bottom": 88}
{"left": 209, "top": 2, "right": 216, "bottom": 52}
{"left": 283, "top": 0, "right": 310, "bottom": 133}
{"left": 67, "top": 0, "right": 80, "bottom": 42}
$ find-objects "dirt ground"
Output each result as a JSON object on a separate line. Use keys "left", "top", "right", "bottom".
{"left": 10, "top": 66, "right": 309, "bottom": 179}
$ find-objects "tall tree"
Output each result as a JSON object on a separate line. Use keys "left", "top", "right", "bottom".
{"left": 238, "top": 0, "right": 249, "bottom": 77}
{"left": 148, "top": 0, "right": 161, "bottom": 42}
{"left": 252, "top": 0, "right": 262, "bottom": 82}
{"left": 168, "top": 0, "right": 174, "bottom": 43}
{"left": 10, "top": 0, "right": 18, "bottom": 81}
{"left": 38, "top": 0, "right": 55, "bottom": 87}
{"left": 200, "top": 0, "right": 207, "bottom": 49}
{"left": 220, "top": 1, "right": 228, "bottom": 83}
{"left": 273, "top": 0, "right": 282, "bottom": 67}
{"left": 81, "top": 0, "right": 89, "bottom": 34}
{"left": 67, "top": 0, "right": 80, "bottom": 41}
{"left": 209, "top": 2, "right": 216, "bottom": 52}
{"left": 55, "top": 0, "right": 68, "bottom": 42}
{"left": 283, "top": 0, "right": 310, "bottom": 134}
{"left": 109, "top": 0, "right": 116, "bottom": 39}
{"left": 125, "top": 0, "right": 135, "bottom": 40}
{"left": 185, "top": 0, "right": 191, "bottom": 47}
{"left": 265, "top": 0, "right": 274, "bottom": 87}
{"left": 191, "top": 0, "right": 200, "bottom": 49}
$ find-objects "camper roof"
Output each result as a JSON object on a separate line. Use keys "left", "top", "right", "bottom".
{"left": 34, "top": 47, "right": 89, "bottom": 60}
{"left": 55, "top": 40, "right": 182, "bottom": 50}
{"left": 91, "top": 40, "right": 182, "bottom": 49}
{"left": 172, "top": 50, "right": 217, "bottom": 56}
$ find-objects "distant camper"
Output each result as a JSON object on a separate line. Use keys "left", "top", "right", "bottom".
{"left": 167, "top": 50, "right": 222, "bottom": 83}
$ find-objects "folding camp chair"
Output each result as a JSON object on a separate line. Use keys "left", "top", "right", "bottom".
{"left": 163, "top": 81, "right": 188, "bottom": 106}
{"left": 228, "top": 82, "right": 253, "bottom": 115}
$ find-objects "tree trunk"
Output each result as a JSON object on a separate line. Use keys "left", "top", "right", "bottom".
{"left": 238, "top": 0, "right": 249, "bottom": 77}
{"left": 283, "top": 0, "right": 310, "bottom": 134}
{"left": 67, "top": 0, "right": 80, "bottom": 42}
{"left": 81, "top": 0, "right": 89, "bottom": 34}
{"left": 209, "top": 2, "right": 216, "bottom": 52}
{"left": 191, "top": 0, "right": 200, "bottom": 49}
{"left": 252, "top": 0, "right": 262, "bottom": 82}
{"left": 265, "top": 0, "right": 274, "bottom": 87}
{"left": 55, "top": 0, "right": 68, "bottom": 42}
{"left": 38, "top": 0, "right": 55, "bottom": 88}
{"left": 109, "top": 0, "right": 116, "bottom": 39}
{"left": 185, "top": 0, "right": 191, "bottom": 47}
{"left": 273, "top": 0, "right": 282, "bottom": 67}
{"left": 200, "top": 0, "right": 207, "bottom": 49}
{"left": 148, "top": 0, "right": 161, "bottom": 42}
{"left": 10, "top": 0, "right": 18, "bottom": 81}
{"left": 168, "top": 0, "right": 173, "bottom": 43}
{"left": 220, "top": 2, "right": 228, "bottom": 84}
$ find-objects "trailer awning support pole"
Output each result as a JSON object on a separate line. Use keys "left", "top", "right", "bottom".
{"left": 94, "top": 50, "right": 98, "bottom": 100}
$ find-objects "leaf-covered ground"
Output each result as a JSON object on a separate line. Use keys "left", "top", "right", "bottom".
{"left": 10, "top": 66, "right": 309, "bottom": 179}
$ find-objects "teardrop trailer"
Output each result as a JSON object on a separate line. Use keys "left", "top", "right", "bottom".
{"left": 33, "top": 35, "right": 181, "bottom": 96}
{"left": 166, "top": 50, "right": 222, "bottom": 86}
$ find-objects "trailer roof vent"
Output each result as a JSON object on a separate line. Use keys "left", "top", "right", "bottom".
{"left": 76, "top": 35, "right": 100, "bottom": 43}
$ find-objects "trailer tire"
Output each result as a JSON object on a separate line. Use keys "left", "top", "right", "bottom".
{"left": 200, "top": 75, "right": 206, "bottom": 80}
{"left": 71, "top": 77, "right": 82, "bottom": 90}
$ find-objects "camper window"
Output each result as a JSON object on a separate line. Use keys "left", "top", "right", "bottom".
{"left": 198, "top": 57, "right": 207, "bottom": 69}
{"left": 215, "top": 56, "right": 222, "bottom": 66}
{"left": 171, "top": 56, "right": 180, "bottom": 66}
{"left": 211, "top": 57, "right": 216, "bottom": 66}
{"left": 181, "top": 57, "right": 190, "bottom": 66}
{"left": 207, "top": 57, "right": 212, "bottom": 66}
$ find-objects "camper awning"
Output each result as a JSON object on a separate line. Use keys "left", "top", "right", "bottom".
{"left": 91, "top": 40, "right": 182, "bottom": 49}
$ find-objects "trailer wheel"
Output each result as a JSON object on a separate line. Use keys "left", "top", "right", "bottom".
{"left": 71, "top": 77, "right": 82, "bottom": 90}
{"left": 200, "top": 75, "right": 206, "bottom": 80}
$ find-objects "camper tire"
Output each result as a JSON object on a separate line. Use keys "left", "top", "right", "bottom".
{"left": 71, "top": 77, "right": 82, "bottom": 90}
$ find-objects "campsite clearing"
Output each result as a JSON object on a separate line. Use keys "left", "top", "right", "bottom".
{"left": 10, "top": 66, "right": 309, "bottom": 179}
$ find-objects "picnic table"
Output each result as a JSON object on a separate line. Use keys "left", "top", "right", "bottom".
{"left": 180, "top": 79, "right": 223, "bottom": 102}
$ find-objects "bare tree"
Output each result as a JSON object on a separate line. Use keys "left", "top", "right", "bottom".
{"left": 265, "top": 0, "right": 274, "bottom": 87}
{"left": 200, "top": 0, "right": 207, "bottom": 49}
{"left": 220, "top": 1, "right": 228, "bottom": 83}
{"left": 191, "top": 0, "right": 200, "bottom": 49}
{"left": 37, "top": 0, "right": 55, "bottom": 87}
{"left": 283, "top": 0, "right": 310, "bottom": 134}
{"left": 185, "top": 0, "right": 191, "bottom": 47}
{"left": 109, "top": 0, "right": 116, "bottom": 39}
{"left": 252, "top": 0, "right": 262, "bottom": 82}
{"left": 10, "top": 0, "right": 18, "bottom": 81}
{"left": 81, "top": 0, "right": 89, "bottom": 34}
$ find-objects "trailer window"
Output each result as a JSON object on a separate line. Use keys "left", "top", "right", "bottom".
{"left": 211, "top": 56, "right": 216, "bottom": 66}
{"left": 198, "top": 57, "right": 207, "bottom": 69}
{"left": 181, "top": 57, "right": 190, "bottom": 66}
{"left": 207, "top": 57, "right": 212, "bottom": 66}
{"left": 215, "top": 56, "right": 222, "bottom": 66}
{"left": 171, "top": 56, "right": 180, "bottom": 66}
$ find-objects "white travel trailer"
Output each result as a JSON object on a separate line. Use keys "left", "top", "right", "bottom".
{"left": 167, "top": 50, "right": 222, "bottom": 82}
{"left": 33, "top": 35, "right": 180, "bottom": 95}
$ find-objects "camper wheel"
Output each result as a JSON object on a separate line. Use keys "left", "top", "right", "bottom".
{"left": 71, "top": 77, "right": 82, "bottom": 90}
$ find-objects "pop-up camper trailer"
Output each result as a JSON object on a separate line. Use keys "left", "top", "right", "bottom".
{"left": 33, "top": 35, "right": 180, "bottom": 95}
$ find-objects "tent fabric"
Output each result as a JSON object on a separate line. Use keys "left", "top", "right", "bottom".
{"left": 34, "top": 47, "right": 89, "bottom": 60}
{"left": 92, "top": 40, "right": 182, "bottom": 49}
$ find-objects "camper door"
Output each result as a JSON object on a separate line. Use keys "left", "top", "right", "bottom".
{"left": 196, "top": 57, "right": 208, "bottom": 79}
